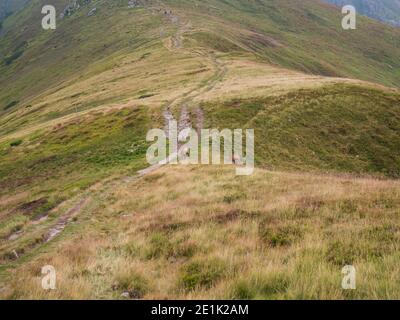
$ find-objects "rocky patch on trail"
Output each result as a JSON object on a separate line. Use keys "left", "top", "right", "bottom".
{"left": 60, "top": 0, "right": 91, "bottom": 19}
{"left": 87, "top": 7, "right": 97, "bottom": 17}
{"left": 193, "top": 105, "right": 204, "bottom": 134}
{"left": 163, "top": 108, "right": 175, "bottom": 139}
{"left": 7, "top": 230, "right": 23, "bottom": 241}
{"left": 44, "top": 197, "right": 89, "bottom": 243}
{"left": 128, "top": 0, "right": 142, "bottom": 9}
{"left": 60, "top": 0, "right": 149, "bottom": 19}
{"left": 178, "top": 105, "right": 192, "bottom": 133}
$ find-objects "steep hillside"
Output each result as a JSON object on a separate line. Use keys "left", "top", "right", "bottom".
{"left": 325, "top": 0, "right": 400, "bottom": 26}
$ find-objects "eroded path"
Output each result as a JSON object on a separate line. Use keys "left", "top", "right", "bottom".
{"left": 44, "top": 198, "right": 91, "bottom": 243}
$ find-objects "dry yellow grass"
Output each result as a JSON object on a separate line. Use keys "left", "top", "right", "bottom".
{"left": 2, "top": 165, "right": 399, "bottom": 299}
{"left": 193, "top": 57, "right": 350, "bottom": 101}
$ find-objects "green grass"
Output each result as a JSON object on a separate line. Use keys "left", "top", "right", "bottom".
{"left": 9, "top": 139, "right": 22, "bottom": 147}
{"left": 0, "top": 107, "right": 150, "bottom": 192}
{"left": 231, "top": 273, "right": 290, "bottom": 299}
{"left": 3, "top": 100, "right": 19, "bottom": 111}
{"left": 180, "top": 258, "right": 227, "bottom": 291}
{"left": 113, "top": 270, "right": 149, "bottom": 299}
{"left": 0, "top": 106, "right": 152, "bottom": 260}
{"left": 259, "top": 223, "right": 303, "bottom": 247}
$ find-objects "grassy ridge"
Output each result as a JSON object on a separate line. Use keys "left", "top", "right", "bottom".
{"left": 1, "top": 0, "right": 400, "bottom": 124}
{"left": 166, "top": 0, "right": 400, "bottom": 86}
{"left": 203, "top": 84, "right": 400, "bottom": 177}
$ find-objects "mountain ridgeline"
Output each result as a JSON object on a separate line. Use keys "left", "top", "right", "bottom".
{"left": 324, "top": 0, "right": 400, "bottom": 26}
{"left": 1, "top": 0, "right": 400, "bottom": 113}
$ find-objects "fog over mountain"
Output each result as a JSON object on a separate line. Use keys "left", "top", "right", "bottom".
{"left": 324, "top": 0, "right": 400, "bottom": 26}
{"left": 2, "top": 1, "right": 399, "bottom": 27}
{"left": 0, "top": 0, "right": 30, "bottom": 23}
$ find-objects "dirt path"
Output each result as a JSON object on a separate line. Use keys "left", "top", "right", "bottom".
{"left": 193, "top": 105, "right": 204, "bottom": 134}
{"left": 163, "top": 108, "right": 175, "bottom": 139}
{"left": 154, "top": 2, "right": 228, "bottom": 169}
{"left": 3, "top": 196, "right": 92, "bottom": 261}
{"left": 178, "top": 105, "right": 192, "bottom": 132}
{"left": 153, "top": 2, "right": 225, "bottom": 143}
{"left": 44, "top": 198, "right": 91, "bottom": 243}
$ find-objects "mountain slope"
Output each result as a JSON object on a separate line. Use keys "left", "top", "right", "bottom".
{"left": 1, "top": 0, "right": 400, "bottom": 128}
{"left": 0, "top": 0, "right": 399, "bottom": 300}
{"left": 324, "top": 0, "right": 400, "bottom": 26}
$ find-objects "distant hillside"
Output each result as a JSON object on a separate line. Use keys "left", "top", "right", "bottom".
{"left": 0, "top": 0, "right": 30, "bottom": 23}
{"left": 324, "top": 0, "right": 400, "bottom": 26}
{"left": 1, "top": 0, "right": 400, "bottom": 123}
